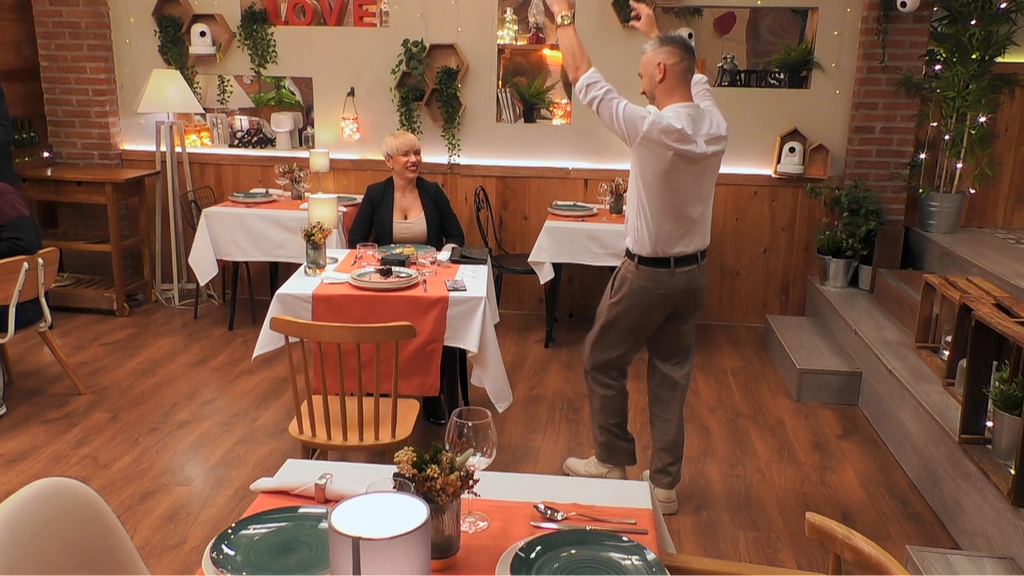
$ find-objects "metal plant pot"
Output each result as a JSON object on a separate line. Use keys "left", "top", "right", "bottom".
{"left": 919, "top": 192, "right": 967, "bottom": 234}
{"left": 991, "top": 408, "right": 1022, "bottom": 464}
{"left": 858, "top": 264, "right": 873, "bottom": 291}
{"left": 818, "top": 255, "right": 857, "bottom": 288}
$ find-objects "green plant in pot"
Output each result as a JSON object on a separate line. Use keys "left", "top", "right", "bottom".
{"left": 237, "top": 3, "right": 279, "bottom": 103}
{"left": 509, "top": 74, "right": 559, "bottom": 124}
{"left": 250, "top": 77, "right": 303, "bottom": 111}
{"left": 435, "top": 65, "right": 463, "bottom": 167}
{"left": 391, "top": 39, "right": 428, "bottom": 136}
{"left": 814, "top": 226, "right": 859, "bottom": 288}
{"left": 809, "top": 181, "right": 884, "bottom": 291}
{"left": 898, "top": 0, "right": 1023, "bottom": 234}
{"left": 763, "top": 39, "right": 822, "bottom": 89}
{"left": 154, "top": 14, "right": 198, "bottom": 96}
{"left": 986, "top": 361, "right": 1024, "bottom": 464}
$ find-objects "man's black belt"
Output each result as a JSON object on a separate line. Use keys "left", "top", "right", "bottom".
{"left": 625, "top": 248, "right": 706, "bottom": 269}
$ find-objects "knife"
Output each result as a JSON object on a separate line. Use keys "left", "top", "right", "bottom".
{"left": 530, "top": 521, "right": 649, "bottom": 535}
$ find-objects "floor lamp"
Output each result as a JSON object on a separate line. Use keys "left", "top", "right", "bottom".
{"left": 136, "top": 69, "right": 205, "bottom": 308}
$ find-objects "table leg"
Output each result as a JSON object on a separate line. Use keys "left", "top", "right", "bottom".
{"left": 106, "top": 184, "right": 128, "bottom": 317}
{"left": 228, "top": 262, "right": 240, "bottom": 332}
{"left": 441, "top": 346, "right": 460, "bottom": 417}
{"left": 137, "top": 181, "right": 154, "bottom": 302}
{"left": 458, "top": 348, "right": 469, "bottom": 407}
{"left": 269, "top": 262, "right": 280, "bottom": 296}
{"left": 544, "top": 264, "right": 563, "bottom": 349}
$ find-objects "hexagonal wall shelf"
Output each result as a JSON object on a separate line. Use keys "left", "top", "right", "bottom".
{"left": 185, "top": 13, "right": 236, "bottom": 65}
{"left": 393, "top": 70, "right": 428, "bottom": 104}
{"left": 423, "top": 87, "right": 465, "bottom": 127}
{"left": 152, "top": 0, "right": 194, "bottom": 32}
{"left": 423, "top": 44, "right": 468, "bottom": 89}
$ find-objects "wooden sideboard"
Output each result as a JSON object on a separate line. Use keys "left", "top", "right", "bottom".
{"left": 18, "top": 164, "right": 158, "bottom": 316}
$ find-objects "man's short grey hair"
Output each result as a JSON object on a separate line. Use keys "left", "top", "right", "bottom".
{"left": 643, "top": 32, "right": 697, "bottom": 73}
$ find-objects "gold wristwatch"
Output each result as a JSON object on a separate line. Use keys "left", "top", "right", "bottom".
{"left": 556, "top": 10, "right": 574, "bottom": 27}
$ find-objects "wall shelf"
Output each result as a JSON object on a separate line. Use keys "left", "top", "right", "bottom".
{"left": 423, "top": 88, "right": 465, "bottom": 128}
{"left": 151, "top": 0, "right": 194, "bottom": 31}
{"left": 423, "top": 43, "right": 468, "bottom": 89}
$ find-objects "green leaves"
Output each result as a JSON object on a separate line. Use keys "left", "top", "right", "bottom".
{"left": 392, "top": 38, "right": 429, "bottom": 136}
{"left": 436, "top": 65, "right": 462, "bottom": 166}
{"left": 808, "top": 181, "right": 884, "bottom": 261}
{"left": 508, "top": 74, "right": 560, "bottom": 111}
{"left": 154, "top": 14, "right": 198, "bottom": 96}
{"left": 763, "top": 39, "right": 823, "bottom": 74}
{"left": 988, "top": 361, "right": 1024, "bottom": 416}
{"left": 238, "top": 4, "right": 279, "bottom": 87}
{"left": 216, "top": 75, "right": 233, "bottom": 109}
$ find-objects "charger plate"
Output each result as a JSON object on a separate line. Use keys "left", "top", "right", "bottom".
{"left": 499, "top": 530, "right": 666, "bottom": 575}
{"left": 208, "top": 506, "right": 330, "bottom": 576}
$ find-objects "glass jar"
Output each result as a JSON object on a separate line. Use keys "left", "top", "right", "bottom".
{"left": 305, "top": 242, "right": 327, "bottom": 276}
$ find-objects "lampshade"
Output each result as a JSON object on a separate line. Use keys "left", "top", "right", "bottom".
{"left": 309, "top": 149, "right": 331, "bottom": 173}
{"left": 197, "top": 74, "right": 255, "bottom": 110}
{"left": 136, "top": 69, "right": 204, "bottom": 115}
{"left": 329, "top": 492, "right": 430, "bottom": 575}
{"left": 308, "top": 193, "right": 339, "bottom": 228}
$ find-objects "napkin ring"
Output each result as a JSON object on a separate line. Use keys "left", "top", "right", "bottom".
{"left": 314, "top": 473, "right": 333, "bottom": 503}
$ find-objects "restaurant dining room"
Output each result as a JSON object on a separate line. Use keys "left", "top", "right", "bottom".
{"left": 5, "top": 0, "right": 1024, "bottom": 573}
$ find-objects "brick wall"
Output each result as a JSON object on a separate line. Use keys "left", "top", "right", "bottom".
{"left": 32, "top": 0, "right": 122, "bottom": 165}
{"left": 843, "top": 0, "right": 934, "bottom": 223}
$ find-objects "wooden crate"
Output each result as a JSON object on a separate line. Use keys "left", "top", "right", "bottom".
{"left": 958, "top": 301, "right": 1024, "bottom": 506}
{"left": 915, "top": 275, "right": 1009, "bottom": 396}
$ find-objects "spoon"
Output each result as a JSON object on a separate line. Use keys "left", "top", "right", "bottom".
{"left": 533, "top": 503, "right": 637, "bottom": 525}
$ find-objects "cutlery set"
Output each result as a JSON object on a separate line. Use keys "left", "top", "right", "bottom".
{"left": 530, "top": 502, "right": 647, "bottom": 535}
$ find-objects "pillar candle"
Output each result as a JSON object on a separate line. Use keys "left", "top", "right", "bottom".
{"left": 307, "top": 193, "right": 339, "bottom": 229}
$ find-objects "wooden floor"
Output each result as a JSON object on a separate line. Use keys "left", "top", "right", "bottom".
{"left": 0, "top": 302, "right": 956, "bottom": 574}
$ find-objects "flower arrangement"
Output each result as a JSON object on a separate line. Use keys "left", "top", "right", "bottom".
{"left": 394, "top": 443, "right": 477, "bottom": 506}
{"left": 300, "top": 221, "right": 333, "bottom": 246}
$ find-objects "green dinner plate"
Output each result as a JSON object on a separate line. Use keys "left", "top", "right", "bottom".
{"left": 337, "top": 195, "right": 360, "bottom": 205}
{"left": 550, "top": 202, "right": 594, "bottom": 212}
{"left": 378, "top": 243, "right": 432, "bottom": 255}
{"left": 230, "top": 191, "right": 273, "bottom": 199}
{"left": 209, "top": 506, "right": 330, "bottom": 576}
{"left": 508, "top": 530, "right": 667, "bottom": 575}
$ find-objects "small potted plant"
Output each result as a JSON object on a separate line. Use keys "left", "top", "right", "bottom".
{"left": 391, "top": 39, "right": 428, "bottom": 136}
{"left": 809, "top": 181, "right": 883, "bottom": 289}
{"left": 509, "top": 74, "right": 559, "bottom": 124}
{"left": 987, "top": 361, "right": 1024, "bottom": 464}
{"left": 395, "top": 444, "right": 477, "bottom": 567}
{"left": 815, "top": 226, "right": 858, "bottom": 288}
{"left": 301, "top": 221, "right": 332, "bottom": 276}
{"left": 609, "top": 177, "right": 627, "bottom": 215}
{"left": 763, "top": 39, "right": 823, "bottom": 89}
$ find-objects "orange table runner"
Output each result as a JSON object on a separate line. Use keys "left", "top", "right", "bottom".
{"left": 229, "top": 494, "right": 659, "bottom": 575}
{"left": 547, "top": 208, "right": 625, "bottom": 224}
{"left": 310, "top": 256, "right": 460, "bottom": 397}
{"left": 219, "top": 198, "right": 359, "bottom": 239}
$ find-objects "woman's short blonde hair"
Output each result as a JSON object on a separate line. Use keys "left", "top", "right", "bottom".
{"left": 382, "top": 130, "right": 421, "bottom": 159}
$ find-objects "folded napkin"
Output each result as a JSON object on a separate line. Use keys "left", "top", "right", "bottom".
{"left": 249, "top": 474, "right": 359, "bottom": 502}
{"left": 299, "top": 202, "right": 348, "bottom": 213}
{"left": 322, "top": 270, "right": 350, "bottom": 284}
{"left": 437, "top": 250, "right": 451, "bottom": 263}
{"left": 250, "top": 187, "right": 287, "bottom": 196}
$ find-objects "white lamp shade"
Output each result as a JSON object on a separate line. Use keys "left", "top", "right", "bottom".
{"left": 309, "top": 149, "right": 331, "bottom": 174}
{"left": 196, "top": 74, "right": 255, "bottom": 110}
{"left": 329, "top": 492, "right": 431, "bottom": 575}
{"left": 136, "top": 69, "right": 205, "bottom": 115}
{"left": 308, "top": 193, "right": 340, "bottom": 228}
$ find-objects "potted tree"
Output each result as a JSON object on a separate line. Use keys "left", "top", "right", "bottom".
{"left": 509, "top": 74, "right": 559, "bottom": 124}
{"left": 987, "top": 361, "right": 1024, "bottom": 464}
{"left": 809, "top": 181, "right": 883, "bottom": 289}
{"left": 898, "top": 0, "right": 1023, "bottom": 234}
{"left": 763, "top": 39, "right": 822, "bottom": 89}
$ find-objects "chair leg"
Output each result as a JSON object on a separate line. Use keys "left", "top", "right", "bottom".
{"left": 220, "top": 264, "right": 227, "bottom": 302}
{"left": 495, "top": 272, "right": 504, "bottom": 307}
{"left": 191, "top": 267, "right": 200, "bottom": 321}
{"left": 243, "top": 262, "right": 257, "bottom": 325}
{"left": 0, "top": 343, "right": 15, "bottom": 388}
{"left": 37, "top": 329, "right": 86, "bottom": 395}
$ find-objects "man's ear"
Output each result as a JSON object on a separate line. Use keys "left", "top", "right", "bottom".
{"left": 656, "top": 61, "right": 668, "bottom": 83}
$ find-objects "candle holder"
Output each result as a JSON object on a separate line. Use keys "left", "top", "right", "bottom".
{"left": 341, "top": 87, "right": 361, "bottom": 141}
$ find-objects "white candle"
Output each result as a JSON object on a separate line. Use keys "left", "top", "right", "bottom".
{"left": 307, "top": 193, "right": 339, "bottom": 229}
{"left": 309, "top": 149, "right": 331, "bottom": 173}
{"left": 329, "top": 492, "right": 431, "bottom": 575}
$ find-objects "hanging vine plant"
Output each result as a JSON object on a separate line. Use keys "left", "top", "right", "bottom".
{"left": 237, "top": 3, "right": 279, "bottom": 88}
{"left": 666, "top": 7, "right": 704, "bottom": 21}
{"left": 391, "top": 38, "right": 428, "bottom": 136}
{"left": 876, "top": 0, "right": 894, "bottom": 66}
{"left": 154, "top": 14, "right": 198, "bottom": 95}
{"left": 436, "top": 65, "right": 463, "bottom": 166}
{"left": 216, "top": 75, "right": 233, "bottom": 109}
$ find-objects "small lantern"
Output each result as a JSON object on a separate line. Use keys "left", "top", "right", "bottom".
{"left": 340, "top": 87, "right": 361, "bottom": 141}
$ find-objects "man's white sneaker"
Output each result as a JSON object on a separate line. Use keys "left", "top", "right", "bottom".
{"left": 562, "top": 456, "right": 627, "bottom": 479}
{"left": 641, "top": 470, "right": 678, "bottom": 515}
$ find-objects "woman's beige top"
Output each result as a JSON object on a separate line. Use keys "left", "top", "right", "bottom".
{"left": 392, "top": 213, "right": 428, "bottom": 245}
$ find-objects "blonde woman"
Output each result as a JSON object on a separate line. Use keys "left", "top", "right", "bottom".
{"left": 348, "top": 130, "right": 465, "bottom": 251}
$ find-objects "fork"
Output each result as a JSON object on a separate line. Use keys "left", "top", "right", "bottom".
{"left": 422, "top": 279, "right": 428, "bottom": 293}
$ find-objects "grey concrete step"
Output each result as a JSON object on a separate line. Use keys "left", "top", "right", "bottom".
{"left": 907, "top": 228, "right": 1024, "bottom": 302}
{"left": 764, "top": 315, "right": 861, "bottom": 405}
{"left": 873, "top": 269, "right": 925, "bottom": 334}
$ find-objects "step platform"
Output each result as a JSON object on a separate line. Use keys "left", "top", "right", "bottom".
{"left": 764, "top": 314, "right": 862, "bottom": 405}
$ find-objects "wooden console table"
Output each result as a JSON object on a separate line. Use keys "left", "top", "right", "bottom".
{"left": 18, "top": 165, "right": 157, "bottom": 316}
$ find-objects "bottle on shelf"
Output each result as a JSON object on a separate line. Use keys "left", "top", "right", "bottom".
{"left": 27, "top": 119, "right": 40, "bottom": 146}
{"left": 11, "top": 118, "right": 23, "bottom": 148}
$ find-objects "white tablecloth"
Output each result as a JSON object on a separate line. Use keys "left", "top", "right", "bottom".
{"left": 253, "top": 250, "right": 512, "bottom": 412}
{"left": 188, "top": 204, "right": 346, "bottom": 286}
{"left": 527, "top": 219, "right": 625, "bottom": 284}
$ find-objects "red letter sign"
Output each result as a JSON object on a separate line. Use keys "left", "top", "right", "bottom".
{"left": 352, "top": 0, "right": 377, "bottom": 27}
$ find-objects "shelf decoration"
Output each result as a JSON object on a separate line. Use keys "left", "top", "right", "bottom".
{"left": 185, "top": 13, "right": 236, "bottom": 64}
{"left": 772, "top": 127, "right": 808, "bottom": 178}
{"left": 498, "top": 7, "right": 519, "bottom": 45}
{"left": 433, "top": 65, "right": 463, "bottom": 165}
{"left": 391, "top": 39, "right": 428, "bottom": 136}
{"left": 341, "top": 87, "right": 361, "bottom": 141}
{"left": 152, "top": 0, "right": 194, "bottom": 31}
{"left": 804, "top": 143, "right": 832, "bottom": 180}
{"left": 154, "top": 13, "right": 198, "bottom": 96}
{"left": 262, "top": 0, "right": 384, "bottom": 27}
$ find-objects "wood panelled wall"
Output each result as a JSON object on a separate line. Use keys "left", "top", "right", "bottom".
{"left": 122, "top": 150, "right": 825, "bottom": 325}
{"left": 1, "top": 0, "right": 47, "bottom": 142}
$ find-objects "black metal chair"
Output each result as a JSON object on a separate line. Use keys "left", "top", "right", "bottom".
{"left": 472, "top": 185, "right": 536, "bottom": 305}
{"left": 179, "top": 186, "right": 256, "bottom": 328}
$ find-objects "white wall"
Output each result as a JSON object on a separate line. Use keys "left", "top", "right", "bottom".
{"left": 110, "top": 0, "right": 864, "bottom": 174}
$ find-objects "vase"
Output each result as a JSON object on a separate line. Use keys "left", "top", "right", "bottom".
{"left": 991, "top": 408, "right": 1022, "bottom": 465}
{"left": 428, "top": 498, "right": 461, "bottom": 565}
{"left": 858, "top": 263, "right": 873, "bottom": 291}
{"left": 919, "top": 192, "right": 967, "bottom": 234}
{"left": 609, "top": 194, "right": 624, "bottom": 215}
{"left": 291, "top": 182, "right": 304, "bottom": 201}
{"left": 305, "top": 241, "right": 327, "bottom": 276}
{"left": 522, "top": 107, "right": 540, "bottom": 124}
{"left": 785, "top": 71, "right": 808, "bottom": 89}
{"left": 818, "top": 254, "right": 857, "bottom": 288}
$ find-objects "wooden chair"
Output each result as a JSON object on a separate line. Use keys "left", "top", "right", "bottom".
{"left": 0, "top": 247, "right": 85, "bottom": 395}
{"left": 663, "top": 510, "right": 913, "bottom": 573}
{"left": 269, "top": 316, "right": 421, "bottom": 457}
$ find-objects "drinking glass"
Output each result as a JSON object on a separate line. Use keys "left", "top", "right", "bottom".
{"left": 273, "top": 164, "right": 291, "bottom": 192}
{"left": 291, "top": 169, "right": 311, "bottom": 200}
{"left": 365, "top": 477, "right": 414, "bottom": 493}
{"left": 597, "top": 182, "right": 614, "bottom": 222}
{"left": 444, "top": 406, "right": 497, "bottom": 533}
{"left": 417, "top": 248, "right": 437, "bottom": 277}
{"left": 356, "top": 242, "right": 378, "bottom": 268}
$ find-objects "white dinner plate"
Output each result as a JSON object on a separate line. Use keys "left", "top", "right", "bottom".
{"left": 548, "top": 206, "right": 598, "bottom": 218}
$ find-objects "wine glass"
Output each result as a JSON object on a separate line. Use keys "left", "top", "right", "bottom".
{"left": 445, "top": 406, "right": 497, "bottom": 533}
{"left": 273, "top": 164, "right": 291, "bottom": 198}
{"left": 291, "top": 168, "right": 311, "bottom": 200}
{"left": 597, "top": 182, "right": 614, "bottom": 222}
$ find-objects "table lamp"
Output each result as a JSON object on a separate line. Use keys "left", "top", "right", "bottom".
{"left": 309, "top": 149, "right": 330, "bottom": 193}
{"left": 136, "top": 68, "right": 205, "bottom": 309}
{"left": 307, "top": 193, "right": 339, "bottom": 230}
{"left": 329, "top": 492, "right": 431, "bottom": 575}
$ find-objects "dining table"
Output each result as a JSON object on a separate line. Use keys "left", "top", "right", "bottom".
{"left": 187, "top": 196, "right": 357, "bottom": 329}
{"left": 527, "top": 207, "right": 626, "bottom": 348}
{"left": 199, "top": 459, "right": 675, "bottom": 575}
{"left": 253, "top": 249, "right": 513, "bottom": 413}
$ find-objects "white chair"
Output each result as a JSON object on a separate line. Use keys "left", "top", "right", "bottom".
{"left": 0, "top": 477, "right": 149, "bottom": 575}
